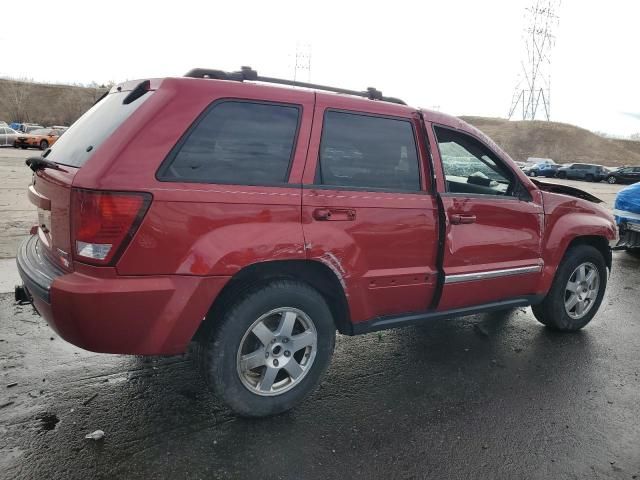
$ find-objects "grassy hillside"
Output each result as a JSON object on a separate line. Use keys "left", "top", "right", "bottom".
{"left": 0, "top": 79, "right": 106, "bottom": 127}
{"left": 461, "top": 116, "right": 640, "bottom": 167}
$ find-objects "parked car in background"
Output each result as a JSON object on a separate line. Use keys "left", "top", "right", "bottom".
{"left": 605, "top": 166, "right": 640, "bottom": 184}
{"left": 0, "top": 126, "right": 20, "bottom": 147}
{"left": 15, "top": 67, "right": 617, "bottom": 417}
{"left": 0, "top": 121, "right": 7, "bottom": 127}
{"left": 526, "top": 157, "right": 556, "bottom": 166}
{"left": 614, "top": 182, "right": 640, "bottom": 254}
{"left": 14, "top": 128, "right": 62, "bottom": 150}
{"left": 523, "top": 163, "right": 559, "bottom": 178}
{"left": 12, "top": 123, "right": 45, "bottom": 133}
{"left": 556, "top": 163, "right": 606, "bottom": 182}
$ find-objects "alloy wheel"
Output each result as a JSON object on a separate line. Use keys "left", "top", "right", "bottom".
{"left": 564, "top": 262, "right": 600, "bottom": 320}
{"left": 236, "top": 307, "right": 317, "bottom": 396}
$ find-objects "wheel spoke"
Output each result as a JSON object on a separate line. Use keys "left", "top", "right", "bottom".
{"left": 585, "top": 269, "right": 596, "bottom": 287}
{"left": 277, "top": 311, "right": 297, "bottom": 337}
{"left": 576, "top": 265, "right": 586, "bottom": 282}
{"left": 240, "top": 349, "right": 266, "bottom": 371}
{"left": 587, "top": 288, "right": 598, "bottom": 300}
{"left": 284, "top": 359, "right": 304, "bottom": 380}
{"left": 566, "top": 281, "right": 578, "bottom": 293}
{"left": 252, "top": 322, "right": 275, "bottom": 347}
{"left": 258, "top": 366, "right": 279, "bottom": 392}
{"left": 290, "top": 330, "right": 315, "bottom": 352}
{"left": 575, "top": 300, "right": 585, "bottom": 316}
{"left": 565, "top": 294, "right": 579, "bottom": 310}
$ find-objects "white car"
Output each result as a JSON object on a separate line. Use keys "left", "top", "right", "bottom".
{"left": 0, "top": 126, "right": 20, "bottom": 147}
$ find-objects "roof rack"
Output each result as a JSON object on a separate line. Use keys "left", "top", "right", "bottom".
{"left": 184, "top": 66, "right": 407, "bottom": 105}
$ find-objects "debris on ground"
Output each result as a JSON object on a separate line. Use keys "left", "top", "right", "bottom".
{"left": 1, "top": 401, "right": 15, "bottom": 409}
{"left": 85, "top": 430, "right": 105, "bottom": 441}
{"left": 6, "top": 382, "right": 17, "bottom": 388}
{"left": 82, "top": 393, "right": 98, "bottom": 406}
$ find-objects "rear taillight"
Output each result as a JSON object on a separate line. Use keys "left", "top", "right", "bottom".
{"left": 71, "top": 188, "right": 151, "bottom": 266}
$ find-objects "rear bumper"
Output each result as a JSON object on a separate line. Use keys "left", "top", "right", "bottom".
{"left": 16, "top": 236, "right": 230, "bottom": 355}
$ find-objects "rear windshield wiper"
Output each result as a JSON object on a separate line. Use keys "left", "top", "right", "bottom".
{"left": 26, "top": 156, "right": 64, "bottom": 172}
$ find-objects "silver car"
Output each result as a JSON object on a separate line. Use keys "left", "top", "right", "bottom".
{"left": 0, "top": 126, "right": 20, "bottom": 147}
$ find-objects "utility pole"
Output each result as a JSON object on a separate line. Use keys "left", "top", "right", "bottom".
{"left": 508, "top": 0, "right": 560, "bottom": 121}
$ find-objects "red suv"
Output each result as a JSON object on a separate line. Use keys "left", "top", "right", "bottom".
{"left": 16, "top": 67, "right": 617, "bottom": 417}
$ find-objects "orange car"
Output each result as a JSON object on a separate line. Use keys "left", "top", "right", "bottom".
{"left": 14, "top": 128, "right": 62, "bottom": 150}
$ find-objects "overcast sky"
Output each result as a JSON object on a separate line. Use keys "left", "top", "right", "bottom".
{"left": 1, "top": 0, "right": 638, "bottom": 136}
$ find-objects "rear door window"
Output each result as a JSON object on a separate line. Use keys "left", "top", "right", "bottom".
{"left": 316, "top": 110, "right": 420, "bottom": 191}
{"left": 47, "top": 90, "right": 151, "bottom": 168}
{"left": 159, "top": 101, "right": 300, "bottom": 185}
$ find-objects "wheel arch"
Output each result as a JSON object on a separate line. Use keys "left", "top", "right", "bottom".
{"left": 564, "top": 235, "right": 612, "bottom": 271}
{"left": 195, "top": 259, "right": 352, "bottom": 339}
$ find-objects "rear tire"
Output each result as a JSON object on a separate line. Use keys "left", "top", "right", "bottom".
{"left": 20, "top": 146, "right": 27, "bottom": 149}
{"left": 196, "top": 280, "right": 335, "bottom": 417}
{"left": 39, "top": 140, "right": 48, "bottom": 150}
{"left": 532, "top": 245, "right": 607, "bottom": 331}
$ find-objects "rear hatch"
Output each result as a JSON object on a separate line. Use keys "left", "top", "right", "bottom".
{"left": 28, "top": 85, "right": 152, "bottom": 271}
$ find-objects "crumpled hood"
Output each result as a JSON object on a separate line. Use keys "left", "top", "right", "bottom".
{"left": 532, "top": 179, "right": 603, "bottom": 204}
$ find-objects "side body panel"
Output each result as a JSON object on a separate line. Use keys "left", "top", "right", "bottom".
{"left": 424, "top": 118, "right": 545, "bottom": 310}
{"left": 301, "top": 95, "right": 440, "bottom": 323}
{"left": 536, "top": 191, "right": 617, "bottom": 293}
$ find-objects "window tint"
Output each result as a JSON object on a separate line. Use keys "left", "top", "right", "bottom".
{"left": 317, "top": 111, "right": 420, "bottom": 191}
{"left": 161, "top": 101, "right": 299, "bottom": 185}
{"left": 434, "top": 126, "right": 515, "bottom": 197}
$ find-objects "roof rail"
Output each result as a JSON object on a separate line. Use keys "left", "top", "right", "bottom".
{"left": 184, "top": 66, "right": 407, "bottom": 105}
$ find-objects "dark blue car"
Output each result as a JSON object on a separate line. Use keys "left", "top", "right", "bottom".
{"left": 524, "top": 163, "right": 559, "bottom": 178}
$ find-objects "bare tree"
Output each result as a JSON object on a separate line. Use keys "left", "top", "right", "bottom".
{"left": 0, "top": 77, "right": 34, "bottom": 122}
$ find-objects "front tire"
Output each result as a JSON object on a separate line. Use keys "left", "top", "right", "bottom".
{"left": 607, "top": 176, "right": 617, "bottom": 184}
{"left": 532, "top": 245, "right": 607, "bottom": 331}
{"left": 39, "top": 140, "right": 49, "bottom": 150}
{"left": 196, "top": 280, "right": 335, "bottom": 417}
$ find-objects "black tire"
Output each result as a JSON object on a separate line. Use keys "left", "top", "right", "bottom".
{"left": 607, "top": 176, "right": 617, "bottom": 184}
{"left": 20, "top": 145, "right": 27, "bottom": 149}
{"left": 39, "top": 140, "right": 48, "bottom": 150}
{"left": 558, "top": 172, "right": 566, "bottom": 179}
{"left": 196, "top": 280, "right": 335, "bottom": 417}
{"left": 626, "top": 248, "right": 640, "bottom": 258}
{"left": 13, "top": 142, "right": 18, "bottom": 149}
{"left": 532, "top": 244, "right": 607, "bottom": 331}
{"left": 586, "top": 174, "right": 594, "bottom": 182}
{"left": 529, "top": 171, "right": 537, "bottom": 177}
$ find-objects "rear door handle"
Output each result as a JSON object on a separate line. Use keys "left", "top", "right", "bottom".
{"left": 313, "top": 208, "right": 356, "bottom": 221}
{"left": 450, "top": 214, "right": 476, "bottom": 225}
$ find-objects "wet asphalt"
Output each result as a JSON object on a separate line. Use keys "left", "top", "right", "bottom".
{"left": 0, "top": 251, "right": 639, "bottom": 479}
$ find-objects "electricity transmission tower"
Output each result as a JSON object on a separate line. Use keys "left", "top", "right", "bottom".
{"left": 293, "top": 42, "right": 312, "bottom": 82}
{"left": 508, "top": 0, "right": 560, "bottom": 121}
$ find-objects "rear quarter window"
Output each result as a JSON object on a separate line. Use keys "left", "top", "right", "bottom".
{"left": 158, "top": 100, "right": 300, "bottom": 185}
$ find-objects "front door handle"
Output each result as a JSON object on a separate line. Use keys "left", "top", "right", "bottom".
{"left": 313, "top": 208, "right": 356, "bottom": 221}
{"left": 450, "top": 214, "right": 476, "bottom": 225}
